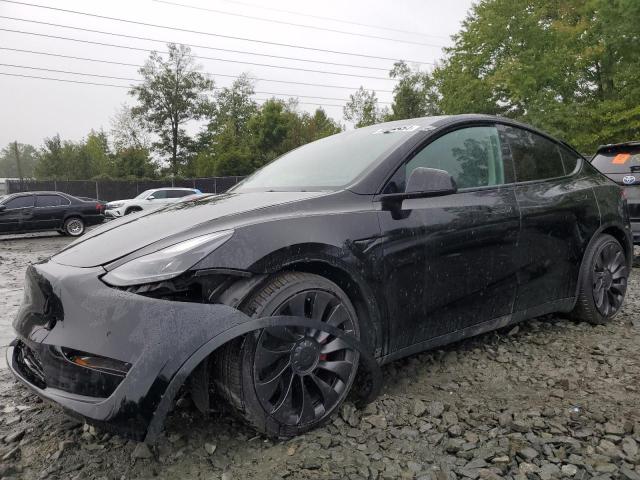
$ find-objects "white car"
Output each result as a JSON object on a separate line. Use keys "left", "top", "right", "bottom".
{"left": 105, "top": 187, "right": 201, "bottom": 218}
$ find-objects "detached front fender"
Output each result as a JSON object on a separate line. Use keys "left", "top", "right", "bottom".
{"left": 9, "top": 262, "right": 381, "bottom": 442}
{"left": 146, "top": 315, "right": 382, "bottom": 442}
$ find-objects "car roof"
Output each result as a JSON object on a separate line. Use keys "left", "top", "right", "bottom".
{"left": 4, "top": 191, "right": 71, "bottom": 197}
{"left": 152, "top": 187, "right": 197, "bottom": 191}
{"left": 596, "top": 141, "right": 640, "bottom": 152}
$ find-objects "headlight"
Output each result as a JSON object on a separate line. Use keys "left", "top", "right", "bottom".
{"left": 108, "top": 202, "right": 124, "bottom": 208}
{"left": 102, "top": 230, "right": 234, "bottom": 287}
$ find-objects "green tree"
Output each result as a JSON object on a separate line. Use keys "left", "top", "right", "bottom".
{"left": 434, "top": 0, "right": 640, "bottom": 152}
{"left": 343, "top": 87, "right": 385, "bottom": 127}
{"left": 79, "top": 130, "right": 112, "bottom": 179}
{"left": 386, "top": 61, "right": 440, "bottom": 121}
{"left": 130, "top": 43, "right": 214, "bottom": 174}
{"left": 110, "top": 104, "right": 151, "bottom": 151}
{"left": 35, "top": 135, "right": 75, "bottom": 179}
{"left": 193, "top": 74, "right": 258, "bottom": 176}
{"left": 0, "top": 142, "right": 38, "bottom": 178}
{"left": 110, "top": 104, "right": 156, "bottom": 178}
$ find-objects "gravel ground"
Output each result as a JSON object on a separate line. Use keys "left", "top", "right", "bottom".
{"left": 0, "top": 235, "right": 639, "bottom": 480}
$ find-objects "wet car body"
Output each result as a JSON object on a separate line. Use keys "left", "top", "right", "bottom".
{"left": 8, "top": 115, "right": 632, "bottom": 441}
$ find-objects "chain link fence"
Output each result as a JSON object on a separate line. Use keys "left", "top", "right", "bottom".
{"left": 6, "top": 176, "right": 245, "bottom": 201}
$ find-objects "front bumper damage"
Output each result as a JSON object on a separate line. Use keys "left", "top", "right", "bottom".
{"left": 8, "top": 262, "right": 381, "bottom": 442}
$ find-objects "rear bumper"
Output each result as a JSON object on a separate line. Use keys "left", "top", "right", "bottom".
{"left": 9, "top": 261, "right": 381, "bottom": 441}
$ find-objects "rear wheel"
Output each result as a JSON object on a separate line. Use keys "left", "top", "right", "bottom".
{"left": 571, "top": 234, "right": 628, "bottom": 324}
{"left": 63, "top": 217, "right": 85, "bottom": 237}
{"left": 214, "top": 272, "right": 360, "bottom": 438}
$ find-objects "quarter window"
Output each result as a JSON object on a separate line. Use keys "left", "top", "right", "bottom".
{"left": 4, "top": 195, "right": 34, "bottom": 209}
{"left": 401, "top": 126, "right": 505, "bottom": 191}
{"left": 558, "top": 146, "right": 580, "bottom": 175}
{"left": 504, "top": 127, "right": 565, "bottom": 181}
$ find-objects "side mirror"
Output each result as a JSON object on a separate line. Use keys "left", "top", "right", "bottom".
{"left": 147, "top": 195, "right": 156, "bottom": 200}
{"left": 406, "top": 167, "right": 457, "bottom": 195}
{"left": 380, "top": 167, "right": 457, "bottom": 213}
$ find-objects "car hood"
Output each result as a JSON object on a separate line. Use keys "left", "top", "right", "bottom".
{"left": 52, "top": 191, "right": 328, "bottom": 268}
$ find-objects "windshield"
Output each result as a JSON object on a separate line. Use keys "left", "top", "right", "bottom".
{"left": 135, "top": 189, "right": 155, "bottom": 199}
{"left": 234, "top": 124, "right": 426, "bottom": 191}
{"left": 592, "top": 147, "right": 640, "bottom": 173}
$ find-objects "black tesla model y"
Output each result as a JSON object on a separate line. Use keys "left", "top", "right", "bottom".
{"left": 9, "top": 115, "right": 632, "bottom": 441}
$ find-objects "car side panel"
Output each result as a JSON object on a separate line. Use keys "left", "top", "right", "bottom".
{"left": 377, "top": 187, "right": 520, "bottom": 353}
{"left": 511, "top": 170, "right": 601, "bottom": 311}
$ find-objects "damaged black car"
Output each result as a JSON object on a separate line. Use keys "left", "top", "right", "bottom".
{"left": 8, "top": 115, "right": 633, "bottom": 441}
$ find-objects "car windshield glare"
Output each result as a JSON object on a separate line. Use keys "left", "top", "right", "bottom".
{"left": 234, "top": 124, "right": 426, "bottom": 191}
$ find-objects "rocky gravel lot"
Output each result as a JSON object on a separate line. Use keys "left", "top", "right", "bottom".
{"left": 0, "top": 235, "right": 639, "bottom": 480}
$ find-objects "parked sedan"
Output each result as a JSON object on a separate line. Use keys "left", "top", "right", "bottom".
{"left": 590, "top": 141, "right": 640, "bottom": 244}
{"left": 105, "top": 187, "right": 201, "bottom": 218}
{"left": 8, "top": 115, "right": 632, "bottom": 442}
{"left": 0, "top": 191, "right": 104, "bottom": 237}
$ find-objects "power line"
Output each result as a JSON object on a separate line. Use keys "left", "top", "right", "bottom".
{"left": 0, "top": 62, "right": 392, "bottom": 103}
{"left": 216, "top": 0, "right": 451, "bottom": 40}
{"left": 0, "top": 47, "right": 396, "bottom": 93}
{"left": 0, "top": 28, "right": 395, "bottom": 81}
{"left": 1, "top": 62, "right": 391, "bottom": 103}
{"left": 0, "top": 71, "right": 131, "bottom": 88}
{"left": 0, "top": 16, "right": 400, "bottom": 72}
{"left": 152, "top": 0, "right": 447, "bottom": 48}
{"left": 0, "top": 62, "right": 139, "bottom": 82}
{"left": 0, "top": 72, "right": 347, "bottom": 108}
{"left": 0, "top": 0, "right": 434, "bottom": 65}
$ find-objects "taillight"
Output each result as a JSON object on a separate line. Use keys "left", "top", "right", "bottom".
{"left": 96, "top": 203, "right": 104, "bottom": 212}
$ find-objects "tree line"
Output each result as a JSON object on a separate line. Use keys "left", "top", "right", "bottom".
{"left": 2, "top": 0, "right": 638, "bottom": 180}
{"left": 344, "top": 0, "right": 640, "bottom": 153}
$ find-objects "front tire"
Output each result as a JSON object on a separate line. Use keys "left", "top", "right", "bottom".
{"left": 214, "top": 272, "right": 360, "bottom": 438}
{"left": 124, "top": 207, "right": 142, "bottom": 215}
{"left": 63, "top": 217, "right": 85, "bottom": 237}
{"left": 571, "top": 234, "right": 628, "bottom": 324}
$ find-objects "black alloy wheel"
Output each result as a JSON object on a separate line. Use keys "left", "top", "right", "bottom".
{"left": 592, "top": 240, "right": 627, "bottom": 316}
{"left": 214, "top": 272, "right": 361, "bottom": 437}
{"left": 253, "top": 289, "right": 358, "bottom": 427}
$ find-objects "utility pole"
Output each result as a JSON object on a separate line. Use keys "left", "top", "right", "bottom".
{"left": 12, "top": 141, "right": 23, "bottom": 190}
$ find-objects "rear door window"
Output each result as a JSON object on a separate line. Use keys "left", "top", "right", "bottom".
{"left": 36, "top": 194, "right": 70, "bottom": 207}
{"left": 503, "top": 126, "right": 565, "bottom": 182}
{"left": 168, "top": 190, "right": 193, "bottom": 198}
{"left": 4, "top": 195, "right": 34, "bottom": 209}
{"left": 592, "top": 147, "right": 640, "bottom": 174}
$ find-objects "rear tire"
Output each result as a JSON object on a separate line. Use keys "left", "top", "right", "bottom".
{"left": 214, "top": 272, "right": 360, "bottom": 438}
{"left": 571, "top": 234, "right": 628, "bottom": 324}
{"left": 63, "top": 217, "right": 85, "bottom": 237}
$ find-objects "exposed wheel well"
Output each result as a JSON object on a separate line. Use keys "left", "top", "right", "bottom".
{"left": 601, "top": 226, "right": 631, "bottom": 260}
{"left": 125, "top": 206, "right": 142, "bottom": 214}
{"left": 281, "top": 261, "right": 381, "bottom": 356}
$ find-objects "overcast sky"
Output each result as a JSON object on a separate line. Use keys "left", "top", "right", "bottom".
{"left": 0, "top": 0, "right": 474, "bottom": 148}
